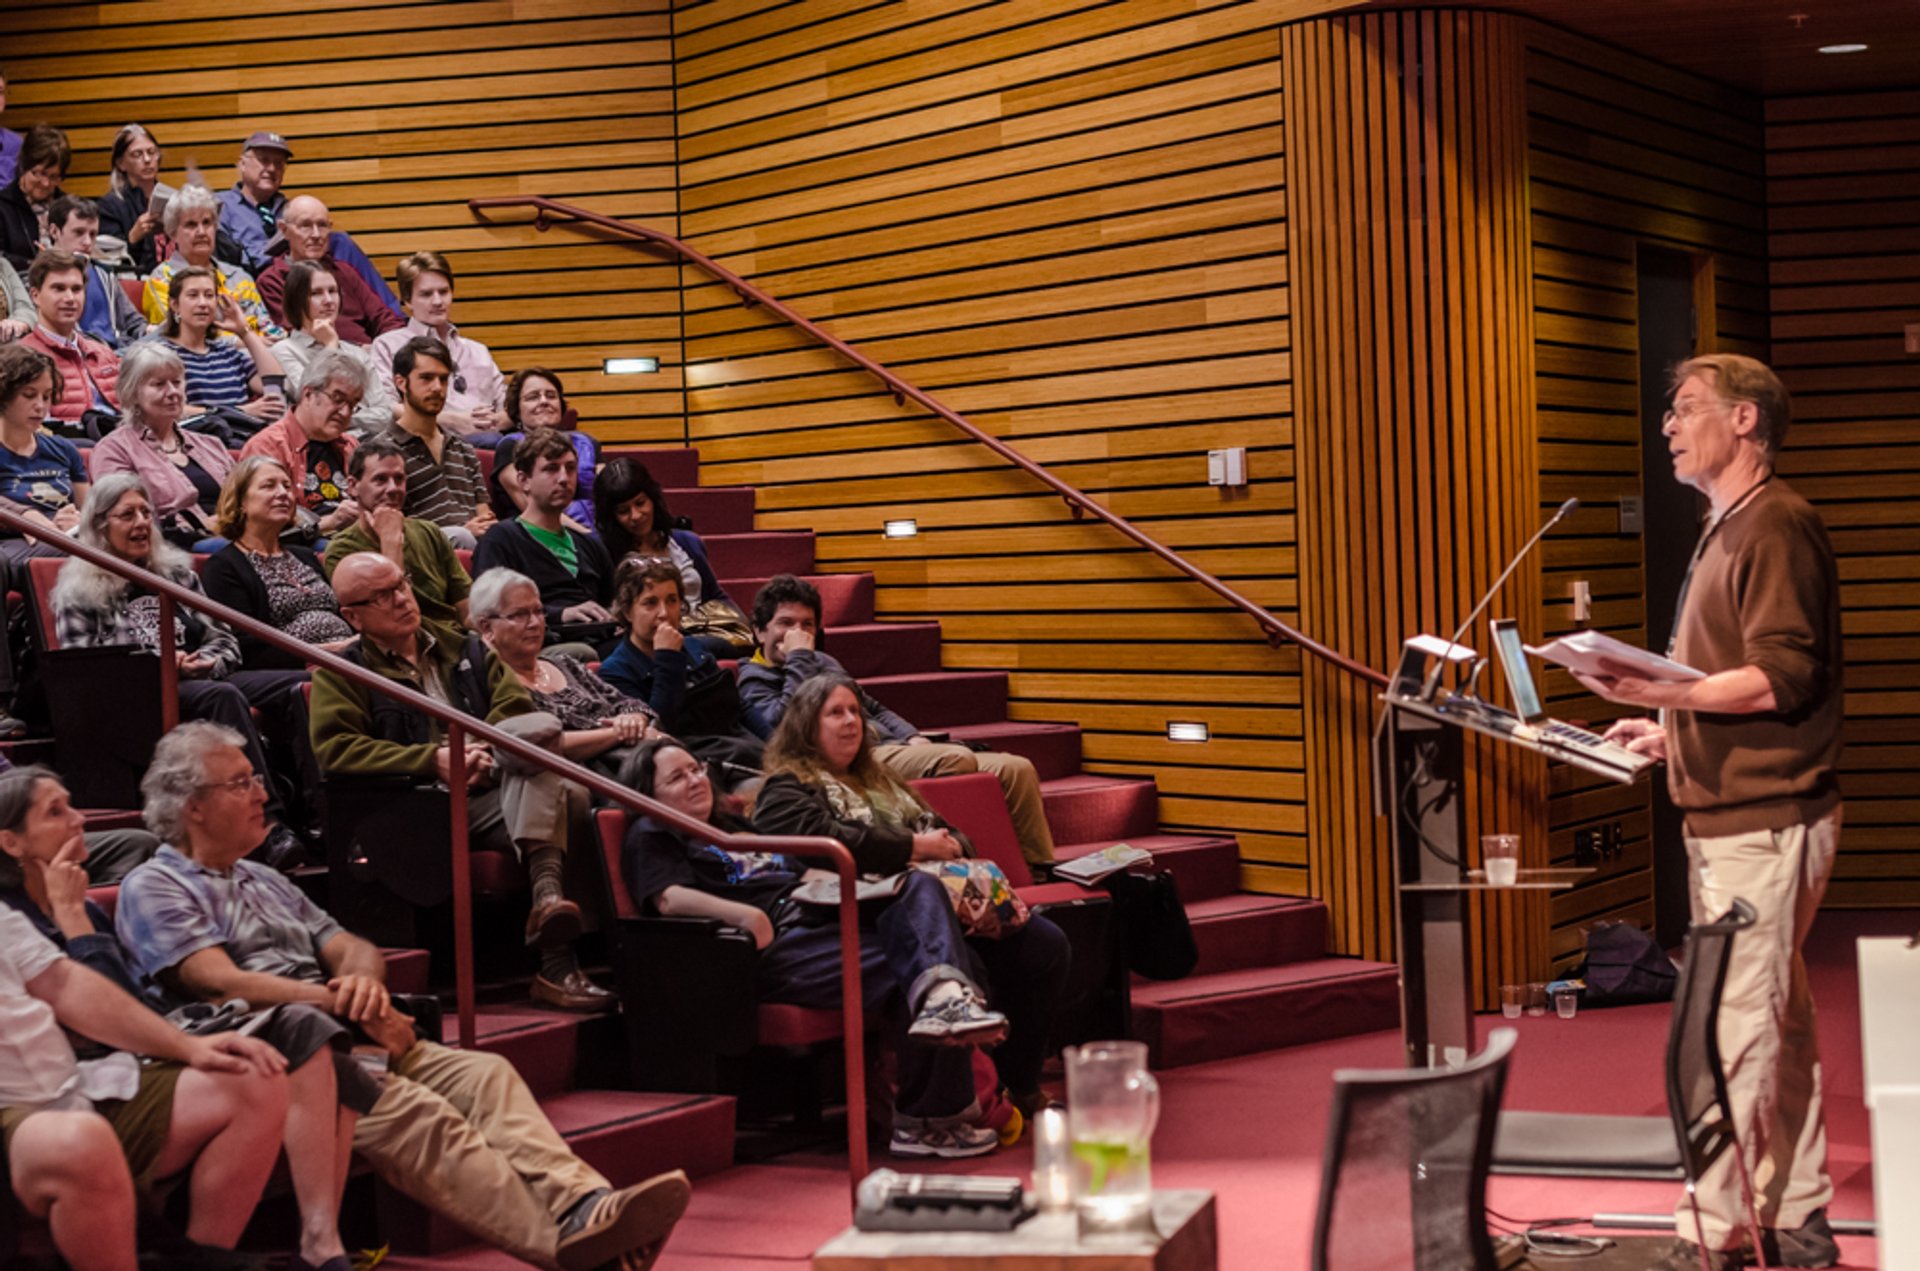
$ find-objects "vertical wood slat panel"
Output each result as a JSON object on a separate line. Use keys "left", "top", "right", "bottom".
{"left": 0, "top": 1, "right": 689, "bottom": 443}
{"left": 1767, "top": 92, "right": 1920, "bottom": 907}
{"left": 1285, "top": 10, "right": 1545, "bottom": 996}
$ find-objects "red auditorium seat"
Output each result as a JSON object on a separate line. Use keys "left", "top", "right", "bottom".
{"left": 119, "top": 278, "right": 143, "bottom": 308}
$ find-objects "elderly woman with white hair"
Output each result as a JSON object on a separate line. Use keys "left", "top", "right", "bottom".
{"left": 49, "top": 471, "right": 309, "bottom": 870}
{"left": 140, "top": 182, "right": 282, "bottom": 339}
{"left": 472, "top": 567, "right": 662, "bottom": 778}
{"left": 88, "top": 341, "right": 233, "bottom": 550}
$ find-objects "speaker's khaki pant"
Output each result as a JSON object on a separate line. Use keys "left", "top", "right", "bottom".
{"left": 875, "top": 741, "right": 1057, "bottom": 864}
{"left": 1678, "top": 809, "right": 1839, "bottom": 1249}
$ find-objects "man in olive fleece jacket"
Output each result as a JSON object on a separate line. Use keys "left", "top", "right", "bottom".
{"left": 1575, "top": 354, "right": 1842, "bottom": 1271}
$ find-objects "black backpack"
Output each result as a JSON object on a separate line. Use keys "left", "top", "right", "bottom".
{"left": 1575, "top": 921, "right": 1678, "bottom": 1006}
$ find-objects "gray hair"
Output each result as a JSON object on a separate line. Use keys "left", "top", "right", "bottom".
{"left": 298, "top": 345, "right": 369, "bottom": 401}
{"left": 162, "top": 182, "right": 219, "bottom": 238}
{"left": 51, "top": 471, "right": 193, "bottom": 616}
{"left": 141, "top": 721, "right": 247, "bottom": 844}
{"left": 470, "top": 567, "right": 540, "bottom": 622}
{"left": 116, "top": 341, "right": 186, "bottom": 430}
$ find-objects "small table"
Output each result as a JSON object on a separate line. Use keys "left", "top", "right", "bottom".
{"left": 813, "top": 1189, "right": 1217, "bottom": 1270}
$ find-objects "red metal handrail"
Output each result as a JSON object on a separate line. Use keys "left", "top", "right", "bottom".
{"left": 5, "top": 506, "right": 872, "bottom": 1197}
{"left": 468, "top": 195, "right": 1388, "bottom": 688}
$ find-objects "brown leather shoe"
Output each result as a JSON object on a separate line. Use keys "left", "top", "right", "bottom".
{"left": 533, "top": 970, "right": 616, "bottom": 1013}
{"left": 524, "top": 896, "right": 583, "bottom": 949}
{"left": 554, "top": 1170, "right": 691, "bottom": 1271}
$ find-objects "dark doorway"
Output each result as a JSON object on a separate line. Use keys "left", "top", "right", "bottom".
{"left": 1635, "top": 245, "right": 1706, "bottom": 947}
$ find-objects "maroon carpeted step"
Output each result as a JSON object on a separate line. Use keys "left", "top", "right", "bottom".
{"left": 700, "top": 529, "right": 814, "bottom": 580}
{"left": 667, "top": 486, "right": 755, "bottom": 535}
{"left": 859, "top": 670, "right": 1008, "bottom": 728}
{"left": 453, "top": 1007, "right": 580, "bottom": 1101}
{"left": 1039, "top": 774, "right": 1159, "bottom": 845}
{"left": 722, "top": 572, "right": 873, "bottom": 625}
{"left": 821, "top": 620, "right": 942, "bottom": 677}
{"left": 945, "top": 721, "right": 1084, "bottom": 781}
{"left": 383, "top": 947, "right": 432, "bottom": 997}
{"left": 1130, "top": 958, "right": 1402, "bottom": 1068}
{"left": 1184, "top": 895, "right": 1329, "bottom": 976}
{"left": 600, "top": 445, "right": 698, "bottom": 487}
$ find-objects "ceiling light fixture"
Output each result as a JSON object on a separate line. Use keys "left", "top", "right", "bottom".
{"left": 1817, "top": 42, "right": 1868, "bottom": 54}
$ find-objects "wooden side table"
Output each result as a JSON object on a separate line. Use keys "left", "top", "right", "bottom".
{"left": 813, "top": 1189, "right": 1217, "bottom": 1270}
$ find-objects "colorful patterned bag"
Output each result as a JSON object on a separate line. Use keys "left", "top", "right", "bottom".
{"left": 914, "top": 858, "right": 1030, "bottom": 939}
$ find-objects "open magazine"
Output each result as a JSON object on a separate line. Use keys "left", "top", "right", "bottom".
{"left": 1053, "top": 843, "right": 1153, "bottom": 885}
{"left": 788, "top": 872, "right": 908, "bottom": 906}
{"left": 1526, "top": 630, "right": 1704, "bottom": 684}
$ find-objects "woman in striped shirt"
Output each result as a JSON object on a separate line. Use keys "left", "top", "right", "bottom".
{"left": 157, "top": 265, "right": 284, "bottom": 421}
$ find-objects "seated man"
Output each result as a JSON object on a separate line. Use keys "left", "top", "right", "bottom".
{"left": 1, "top": 899, "right": 289, "bottom": 1268}
{"left": 117, "top": 721, "right": 686, "bottom": 1271}
{"left": 473, "top": 428, "right": 616, "bottom": 647}
{"left": 741, "top": 575, "right": 1056, "bottom": 865}
{"left": 18, "top": 249, "right": 120, "bottom": 430}
{"left": 385, "top": 335, "right": 494, "bottom": 548}
{"left": 323, "top": 435, "right": 473, "bottom": 629}
{"left": 312, "top": 552, "right": 611, "bottom": 1012}
{"left": 238, "top": 345, "right": 365, "bottom": 539}
{"left": 370, "top": 251, "right": 505, "bottom": 441}
{"left": 215, "top": 130, "right": 399, "bottom": 312}
{"left": 45, "top": 196, "right": 145, "bottom": 348}
{"left": 257, "top": 195, "right": 403, "bottom": 345}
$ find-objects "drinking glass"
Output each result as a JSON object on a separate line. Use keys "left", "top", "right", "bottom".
{"left": 1501, "top": 984, "right": 1524, "bottom": 1019}
{"left": 1066, "top": 1040, "right": 1160, "bottom": 1234}
{"left": 1526, "top": 982, "right": 1548, "bottom": 1017}
{"left": 1554, "top": 987, "right": 1580, "bottom": 1019}
{"left": 1482, "top": 833, "right": 1520, "bottom": 886}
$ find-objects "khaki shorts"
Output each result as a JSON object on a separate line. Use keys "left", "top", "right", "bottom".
{"left": 1, "top": 1060, "right": 183, "bottom": 1199}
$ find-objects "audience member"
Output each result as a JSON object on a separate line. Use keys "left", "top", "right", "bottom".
{"left": 751, "top": 674, "right": 1070, "bottom": 1143}
{"left": 50, "top": 472, "right": 309, "bottom": 868}
{"left": 0, "top": 342, "right": 81, "bottom": 739}
{"left": 0, "top": 902, "right": 289, "bottom": 1267}
{"left": 0, "top": 124, "right": 68, "bottom": 272}
{"left": 214, "top": 129, "right": 292, "bottom": 276}
{"left": 473, "top": 428, "right": 616, "bottom": 646}
{"left": 238, "top": 346, "right": 364, "bottom": 537}
{"left": 0, "top": 762, "right": 363, "bottom": 1271}
{"left": 89, "top": 343, "right": 231, "bottom": 548}
{"left": 258, "top": 196, "right": 401, "bottom": 344}
{"left": 743, "top": 575, "right": 1056, "bottom": 865}
{"left": 0, "top": 70, "right": 19, "bottom": 187}
{"left": 270, "top": 261, "right": 397, "bottom": 435}
{"left": 19, "top": 249, "right": 120, "bottom": 431}
{"left": 46, "top": 196, "right": 146, "bottom": 348}
{"left": 473, "top": 568, "right": 661, "bottom": 777}
{"left": 600, "top": 555, "right": 767, "bottom": 779}
{"left": 203, "top": 456, "right": 355, "bottom": 669}
{"left": 595, "top": 456, "right": 748, "bottom": 653}
{"left": 491, "top": 367, "right": 599, "bottom": 528}
{"left": 156, "top": 264, "right": 286, "bottom": 423}
{"left": 119, "top": 721, "right": 687, "bottom": 1269}
{"left": 0, "top": 256, "right": 28, "bottom": 343}
{"left": 0, "top": 750, "right": 158, "bottom": 885}
{"left": 370, "top": 251, "right": 505, "bottom": 441}
{"left": 385, "top": 334, "right": 492, "bottom": 547}
{"left": 313, "top": 552, "right": 611, "bottom": 1012}
{"left": 322, "top": 436, "right": 472, "bottom": 629}
{"left": 143, "top": 183, "right": 282, "bottom": 339}
{"left": 96, "top": 123, "right": 174, "bottom": 277}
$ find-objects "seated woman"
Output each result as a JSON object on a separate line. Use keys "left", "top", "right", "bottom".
{"left": 202, "top": 455, "right": 355, "bottom": 669}
{"left": 156, "top": 264, "right": 286, "bottom": 429}
{"left": 472, "top": 568, "right": 661, "bottom": 778}
{"left": 600, "top": 555, "right": 766, "bottom": 782}
{"left": 270, "top": 261, "right": 396, "bottom": 437}
{"left": 141, "top": 182, "right": 282, "bottom": 339}
{"left": 89, "top": 342, "right": 232, "bottom": 550}
{"left": 594, "top": 457, "right": 749, "bottom": 654}
{"left": 0, "top": 762, "right": 371, "bottom": 1271}
{"left": 490, "top": 367, "right": 599, "bottom": 528}
{"left": 96, "top": 123, "right": 174, "bottom": 278}
{"left": 751, "top": 673, "right": 1070, "bottom": 1143}
{"left": 48, "top": 472, "right": 307, "bottom": 868}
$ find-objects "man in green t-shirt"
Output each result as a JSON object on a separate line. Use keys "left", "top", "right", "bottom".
{"left": 322, "top": 435, "right": 471, "bottom": 631}
{"left": 470, "top": 429, "right": 616, "bottom": 644}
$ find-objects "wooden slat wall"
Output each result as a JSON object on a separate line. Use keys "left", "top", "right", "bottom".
{"left": 1767, "top": 91, "right": 1920, "bottom": 907}
{"left": 0, "top": 0, "right": 688, "bottom": 443}
{"left": 1284, "top": 10, "right": 1545, "bottom": 988}
{"left": 1521, "top": 26, "right": 1770, "bottom": 964}
{"left": 671, "top": 0, "right": 1349, "bottom": 897}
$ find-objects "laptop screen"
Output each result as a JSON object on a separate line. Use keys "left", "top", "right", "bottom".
{"left": 1490, "top": 618, "right": 1545, "bottom": 724}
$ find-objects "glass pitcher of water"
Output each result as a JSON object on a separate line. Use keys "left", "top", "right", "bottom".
{"left": 1065, "top": 1040, "right": 1160, "bottom": 1233}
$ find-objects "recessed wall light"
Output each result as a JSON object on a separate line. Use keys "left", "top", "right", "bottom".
{"left": 603, "top": 357, "right": 660, "bottom": 374}
{"left": 883, "top": 519, "right": 918, "bottom": 539}
{"left": 1167, "top": 721, "right": 1211, "bottom": 743}
{"left": 1818, "top": 42, "right": 1868, "bottom": 53}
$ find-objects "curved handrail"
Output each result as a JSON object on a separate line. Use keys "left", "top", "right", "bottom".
{"left": 3, "top": 506, "right": 871, "bottom": 1196}
{"left": 468, "top": 195, "right": 1389, "bottom": 689}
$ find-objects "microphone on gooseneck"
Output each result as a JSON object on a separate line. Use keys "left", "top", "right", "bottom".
{"left": 1419, "top": 497, "right": 1580, "bottom": 703}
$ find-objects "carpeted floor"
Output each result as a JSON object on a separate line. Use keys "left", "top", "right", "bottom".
{"left": 386, "top": 908, "right": 1905, "bottom": 1270}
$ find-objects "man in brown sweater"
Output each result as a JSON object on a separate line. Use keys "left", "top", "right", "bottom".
{"left": 1575, "top": 354, "right": 1841, "bottom": 1271}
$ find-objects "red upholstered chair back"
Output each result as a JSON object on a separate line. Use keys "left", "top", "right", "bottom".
{"left": 119, "top": 278, "right": 143, "bottom": 308}
{"left": 597, "top": 806, "right": 642, "bottom": 919}
{"left": 476, "top": 447, "right": 495, "bottom": 485}
{"left": 910, "top": 772, "right": 1033, "bottom": 887}
{"left": 456, "top": 548, "right": 474, "bottom": 575}
{"left": 87, "top": 884, "right": 120, "bottom": 920}
{"left": 27, "top": 556, "right": 67, "bottom": 650}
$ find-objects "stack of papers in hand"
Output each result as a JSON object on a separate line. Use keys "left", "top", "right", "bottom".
{"left": 1526, "top": 631, "right": 1704, "bottom": 683}
{"left": 789, "top": 873, "right": 907, "bottom": 906}
{"left": 1053, "top": 843, "right": 1153, "bottom": 885}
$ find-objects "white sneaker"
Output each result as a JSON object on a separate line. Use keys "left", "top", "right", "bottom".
{"left": 907, "top": 987, "right": 1009, "bottom": 1047}
{"left": 889, "top": 1123, "right": 1000, "bottom": 1159}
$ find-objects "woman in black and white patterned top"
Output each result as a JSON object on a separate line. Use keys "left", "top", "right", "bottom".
{"left": 201, "top": 455, "right": 353, "bottom": 672}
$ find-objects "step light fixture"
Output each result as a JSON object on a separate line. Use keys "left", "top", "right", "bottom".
{"left": 1817, "top": 43, "right": 1867, "bottom": 53}
{"left": 603, "top": 356, "right": 660, "bottom": 374}
{"left": 1166, "top": 721, "right": 1210, "bottom": 743}
{"left": 883, "top": 518, "right": 919, "bottom": 539}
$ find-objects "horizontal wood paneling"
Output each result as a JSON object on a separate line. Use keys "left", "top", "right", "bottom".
{"left": 1767, "top": 91, "right": 1920, "bottom": 907}
{"left": 0, "top": 0, "right": 688, "bottom": 441}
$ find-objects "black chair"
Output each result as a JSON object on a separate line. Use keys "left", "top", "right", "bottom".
{"left": 1312, "top": 1027, "right": 1517, "bottom": 1271}
{"left": 1489, "top": 900, "right": 1764, "bottom": 1271}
